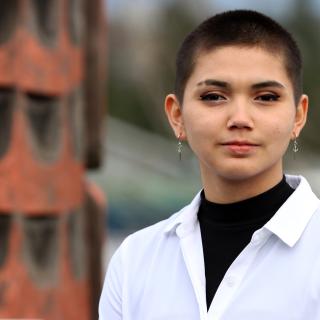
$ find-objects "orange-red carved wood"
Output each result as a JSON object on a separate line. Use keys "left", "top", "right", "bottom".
{"left": 0, "top": 0, "right": 107, "bottom": 319}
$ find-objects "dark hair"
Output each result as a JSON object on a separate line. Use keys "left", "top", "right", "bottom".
{"left": 175, "top": 10, "right": 302, "bottom": 105}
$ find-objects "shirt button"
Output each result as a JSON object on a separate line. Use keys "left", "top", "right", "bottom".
{"left": 225, "top": 276, "right": 236, "bottom": 287}
{"left": 252, "top": 233, "right": 262, "bottom": 245}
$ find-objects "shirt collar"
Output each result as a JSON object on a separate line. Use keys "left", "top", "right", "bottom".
{"left": 164, "top": 190, "right": 201, "bottom": 237}
{"left": 164, "top": 175, "right": 320, "bottom": 246}
{"left": 264, "top": 175, "right": 320, "bottom": 247}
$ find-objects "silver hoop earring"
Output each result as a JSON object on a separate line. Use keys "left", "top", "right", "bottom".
{"left": 177, "top": 134, "right": 182, "bottom": 161}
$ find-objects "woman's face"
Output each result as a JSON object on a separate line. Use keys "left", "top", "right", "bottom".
{"left": 165, "top": 46, "right": 308, "bottom": 186}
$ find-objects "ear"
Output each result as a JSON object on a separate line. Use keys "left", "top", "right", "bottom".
{"left": 292, "top": 94, "right": 308, "bottom": 139}
{"left": 164, "top": 94, "right": 186, "bottom": 140}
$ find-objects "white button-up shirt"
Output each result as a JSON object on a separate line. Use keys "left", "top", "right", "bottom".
{"left": 99, "top": 175, "right": 320, "bottom": 319}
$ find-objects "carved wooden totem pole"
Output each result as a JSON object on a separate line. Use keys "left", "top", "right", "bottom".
{"left": 0, "top": 0, "right": 107, "bottom": 319}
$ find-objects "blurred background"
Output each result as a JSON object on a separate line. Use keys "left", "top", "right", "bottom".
{"left": 98, "top": 0, "right": 320, "bottom": 264}
{"left": 0, "top": 0, "right": 320, "bottom": 319}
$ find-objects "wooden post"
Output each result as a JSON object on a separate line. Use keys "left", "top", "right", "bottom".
{"left": 0, "top": 0, "right": 107, "bottom": 319}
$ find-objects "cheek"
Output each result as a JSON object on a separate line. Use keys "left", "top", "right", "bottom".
{"left": 273, "top": 125, "right": 290, "bottom": 136}
{"left": 182, "top": 119, "right": 212, "bottom": 157}
{"left": 183, "top": 115, "right": 217, "bottom": 145}
{"left": 267, "top": 110, "right": 295, "bottom": 138}
{"left": 276, "top": 116, "right": 294, "bottom": 138}
{"left": 269, "top": 122, "right": 294, "bottom": 151}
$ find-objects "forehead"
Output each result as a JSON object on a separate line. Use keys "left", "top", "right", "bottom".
{"left": 190, "top": 45, "right": 289, "bottom": 86}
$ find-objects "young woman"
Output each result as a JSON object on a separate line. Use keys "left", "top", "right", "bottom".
{"left": 99, "top": 10, "right": 320, "bottom": 319}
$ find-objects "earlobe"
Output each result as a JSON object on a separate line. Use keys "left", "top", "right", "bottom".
{"left": 164, "top": 94, "right": 186, "bottom": 139}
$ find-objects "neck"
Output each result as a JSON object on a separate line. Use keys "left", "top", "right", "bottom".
{"left": 200, "top": 165, "right": 283, "bottom": 204}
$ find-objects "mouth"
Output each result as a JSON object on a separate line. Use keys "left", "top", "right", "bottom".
{"left": 221, "top": 140, "right": 259, "bottom": 154}
{"left": 222, "top": 140, "right": 259, "bottom": 146}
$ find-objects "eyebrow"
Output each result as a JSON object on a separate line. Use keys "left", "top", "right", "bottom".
{"left": 251, "top": 81, "right": 285, "bottom": 90}
{"left": 196, "top": 79, "right": 286, "bottom": 90}
{"left": 197, "top": 79, "right": 229, "bottom": 88}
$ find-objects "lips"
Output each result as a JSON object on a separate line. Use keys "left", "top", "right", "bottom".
{"left": 221, "top": 140, "right": 259, "bottom": 154}
{"left": 222, "top": 140, "right": 259, "bottom": 147}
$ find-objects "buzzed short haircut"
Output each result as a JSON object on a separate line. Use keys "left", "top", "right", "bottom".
{"left": 175, "top": 10, "right": 302, "bottom": 105}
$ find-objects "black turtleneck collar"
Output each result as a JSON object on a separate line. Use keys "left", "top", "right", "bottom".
{"left": 198, "top": 176, "right": 295, "bottom": 227}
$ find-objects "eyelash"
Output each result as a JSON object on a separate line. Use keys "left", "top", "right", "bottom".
{"left": 199, "top": 93, "right": 280, "bottom": 103}
{"left": 200, "top": 93, "right": 226, "bottom": 101}
{"left": 255, "top": 93, "right": 280, "bottom": 102}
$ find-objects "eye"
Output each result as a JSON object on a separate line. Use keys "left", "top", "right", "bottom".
{"left": 200, "top": 93, "right": 226, "bottom": 101}
{"left": 255, "top": 93, "right": 280, "bottom": 102}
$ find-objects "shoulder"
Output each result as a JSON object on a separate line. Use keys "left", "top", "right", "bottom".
{"left": 288, "top": 175, "right": 320, "bottom": 256}
{"left": 108, "top": 190, "right": 201, "bottom": 271}
{"left": 302, "top": 204, "right": 320, "bottom": 243}
{"left": 115, "top": 210, "right": 182, "bottom": 264}
{"left": 287, "top": 175, "right": 320, "bottom": 240}
{"left": 99, "top": 196, "right": 200, "bottom": 318}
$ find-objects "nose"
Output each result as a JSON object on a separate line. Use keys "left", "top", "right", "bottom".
{"left": 227, "top": 100, "right": 254, "bottom": 130}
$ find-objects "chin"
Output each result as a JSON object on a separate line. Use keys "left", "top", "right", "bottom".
{"left": 219, "top": 172, "right": 258, "bottom": 182}
{"left": 216, "top": 165, "right": 263, "bottom": 182}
